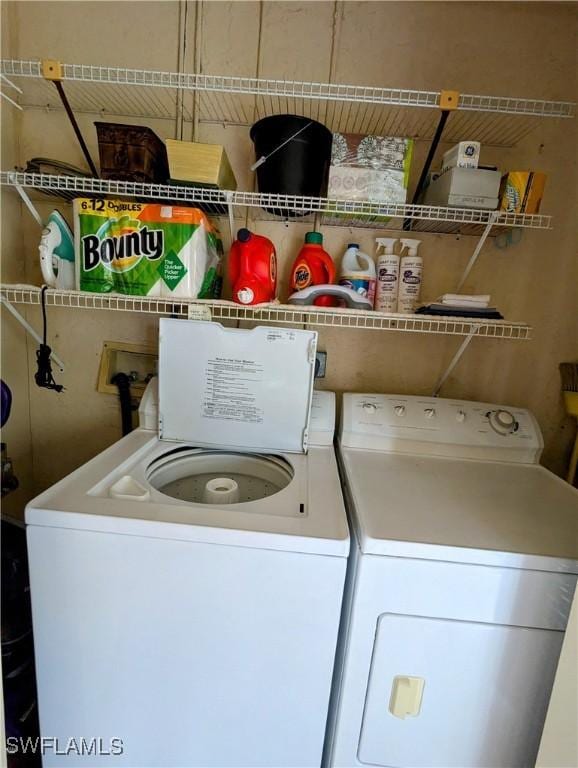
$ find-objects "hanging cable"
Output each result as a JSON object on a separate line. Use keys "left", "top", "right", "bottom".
{"left": 34, "top": 286, "right": 64, "bottom": 393}
{"left": 111, "top": 373, "right": 133, "bottom": 436}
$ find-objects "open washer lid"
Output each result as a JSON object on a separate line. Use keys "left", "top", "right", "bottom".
{"left": 158, "top": 319, "right": 317, "bottom": 453}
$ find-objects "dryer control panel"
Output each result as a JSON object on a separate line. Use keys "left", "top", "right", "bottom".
{"left": 340, "top": 394, "right": 543, "bottom": 463}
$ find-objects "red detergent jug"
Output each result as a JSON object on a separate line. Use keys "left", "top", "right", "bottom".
{"left": 290, "top": 231, "right": 336, "bottom": 307}
{"left": 229, "top": 228, "right": 277, "bottom": 305}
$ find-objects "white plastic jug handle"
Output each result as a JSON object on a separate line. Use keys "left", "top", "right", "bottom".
{"left": 357, "top": 253, "right": 373, "bottom": 271}
{"left": 39, "top": 230, "right": 58, "bottom": 288}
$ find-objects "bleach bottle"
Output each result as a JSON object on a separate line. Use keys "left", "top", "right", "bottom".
{"left": 398, "top": 238, "right": 422, "bottom": 314}
{"left": 338, "top": 243, "right": 376, "bottom": 304}
{"left": 374, "top": 237, "right": 399, "bottom": 312}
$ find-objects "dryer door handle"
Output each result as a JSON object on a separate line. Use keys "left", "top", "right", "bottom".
{"left": 389, "top": 675, "right": 425, "bottom": 719}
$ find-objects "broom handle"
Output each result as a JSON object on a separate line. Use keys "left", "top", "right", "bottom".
{"left": 567, "top": 429, "right": 578, "bottom": 485}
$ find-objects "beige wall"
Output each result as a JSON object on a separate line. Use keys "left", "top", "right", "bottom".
{"left": 1, "top": 1, "right": 576, "bottom": 512}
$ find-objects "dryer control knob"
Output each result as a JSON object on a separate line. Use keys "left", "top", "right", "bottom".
{"left": 362, "top": 402, "right": 377, "bottom": 413}
{"left": 456, "top": 410, "right": 466, "bottom": 423}
{"left": 424, "top": 408, "right": 436, "bottom": 419}
{"left": 394, "top": 405, "right": 406, "bottom": 417}
{"left": 488, "top": 409, "right": 517, "bottom": 435}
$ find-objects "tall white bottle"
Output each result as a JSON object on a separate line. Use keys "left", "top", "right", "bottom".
{"left": 398, "top": 238, "right": 423, "bottom": 314}
{"left": 374, "top": 237, "right": 399, "bottom": 312}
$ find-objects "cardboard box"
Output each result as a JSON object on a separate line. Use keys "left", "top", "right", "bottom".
{"left": 441, "top": 141, "right": 480, "bottom": 171}
{"left": 328, "top": 133, "right": 413, "bottom": 203}
{"left": 422, "top": 167, "right": 501, "bottom": 209}
{"left": 499, "top": 171, "right": 547, "bottom": 214}
{"left": 166, "top": 140, "right": 237, "bottom": 191}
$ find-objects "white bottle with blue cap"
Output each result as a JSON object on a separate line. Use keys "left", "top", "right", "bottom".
{"left": 338, "top": 243, "right": 376, "bottom": 305}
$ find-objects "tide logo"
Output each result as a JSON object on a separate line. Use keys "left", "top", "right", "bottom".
{"left": 292, "top": 261, "right": 311, "bottom": 290}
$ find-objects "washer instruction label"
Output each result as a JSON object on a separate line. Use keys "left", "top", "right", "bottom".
{"left": 202, "top": 357, "right": 264, "bottom": 423}
{"left": 266, "top": 329, "right": 297, "bottom": 344}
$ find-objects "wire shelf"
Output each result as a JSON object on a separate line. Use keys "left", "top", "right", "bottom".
{"left": 1, "top": 59, "right": 575, "bottom": 147}
{"left": 0, "top": 285, "right": 532, "bottom": 340}
{"left": 1, "top": 172, "right": 553, "bottom": 235}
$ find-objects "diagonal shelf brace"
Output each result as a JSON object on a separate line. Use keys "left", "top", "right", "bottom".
{"left": 432, "top": 329, "right": 476, "bottom": 396}
{"left": 10, "top": 174, "right": 44, "bottom": 227}
{"left": 456, "top": 211, "right": 500, "bottom": 292}
{"left": 0, "top": 294, "right": 65, "bottom": 370}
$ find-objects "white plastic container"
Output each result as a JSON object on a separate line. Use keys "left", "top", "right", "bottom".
{"left": 338, "top": 243, "right": 376, "bottom": 305}
{"left": 397, "top": 238, "right": 422, "bottom": 314}
{"left": 374, "top": 237, "right": 399, "bottom": 312}
{"left": 441, "top": 141, "right": 480, "bottom": 171}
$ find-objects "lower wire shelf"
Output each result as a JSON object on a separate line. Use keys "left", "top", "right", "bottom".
{"left": 0, "top": 285, "right": 532, "bottom": 339}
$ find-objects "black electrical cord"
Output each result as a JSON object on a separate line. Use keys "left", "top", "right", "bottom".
{"left": 111, "top": 373, "right": 133, "bottom": 436}
{"left": 34, "top": 286, "right": 64, "bottom": 393}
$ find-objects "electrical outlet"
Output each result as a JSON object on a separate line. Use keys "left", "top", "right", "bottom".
{"left": 98, "top": 341, "right": 158, "bottom": 396}
{"left": 315, "top": 351, "right": 327, "bottom": 379}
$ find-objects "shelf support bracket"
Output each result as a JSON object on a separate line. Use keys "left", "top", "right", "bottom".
{"left": 456, "top": 210, "right": 499, "bottom": 292}
{"left": 404, "top": 89, "right": 459, "bottom": 231}
{"left": 432, "top": 329, "right": 476, "bottom": 397}
{"left": 42, "top": 59, "right": 99, "bottom": 178}
{"left": 0, "top": 75, "right": 23, "bottom": 111}
{"left": 10, "top": 173, "right": 43, "bottom": 227}
{"left": 0, "top": 294, "right": 65, "bottom": 371}
{"left": 225, "top": 190, "right": 235, "bottom": 243}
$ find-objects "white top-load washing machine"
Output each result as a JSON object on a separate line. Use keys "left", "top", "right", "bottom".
{"left": 326, "top": 393, "right": 578, "bottom": 768}
{"left": 26, "top": 320, "right": 349, "bottom": 768}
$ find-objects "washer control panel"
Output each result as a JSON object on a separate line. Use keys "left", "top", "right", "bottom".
{"left": 340, "top": 394, "right": 543, "bottom": 463}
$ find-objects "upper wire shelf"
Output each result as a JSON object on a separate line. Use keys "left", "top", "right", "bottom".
{"left": 0, "top": 285, "right": 532, "bottom": 340}
{"left": 1, "top": 59, "right": 575, "bottom": 147}
{"left": 0, "top": 172, "right": 553, "bottom": 236}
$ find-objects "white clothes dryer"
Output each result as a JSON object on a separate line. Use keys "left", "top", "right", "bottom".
{"left": 326, "top": 393, "right": 578, "bottom": 768}
{"left": 26, "top": 320, "right": 349, "bottom": 768}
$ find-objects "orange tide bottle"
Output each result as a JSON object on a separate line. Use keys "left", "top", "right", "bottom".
{"left": 290, "top": 232, "right": 336, "bottom": 307}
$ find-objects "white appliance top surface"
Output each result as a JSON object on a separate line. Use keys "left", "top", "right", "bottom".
{"left": 340, "top": 448, "right": 578, "bottom": 572}
{"left": 340, "top": 393, "right": 543, "bottom": 462}
{"left": 159, "top": 320, "right": 317, "bottom": 453}
{"left": 26, "top": 429, "right": 349, "bottom": 557}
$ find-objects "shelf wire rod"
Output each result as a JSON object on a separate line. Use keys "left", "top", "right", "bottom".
{"left": 455, "top": 211, "right": 500, "bottom": 292}
{"left": 11, "top": 175, "right": 43, "bottom": 227}
{"left": 432, "top": 330, "right": 477, "bottom": 396}
{"left": 52, "top": 81, "right": 98, "bottom": 177}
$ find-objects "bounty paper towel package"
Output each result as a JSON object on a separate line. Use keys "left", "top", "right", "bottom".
{"left": 73, "top": 198, "right": 222, "bottom": 298}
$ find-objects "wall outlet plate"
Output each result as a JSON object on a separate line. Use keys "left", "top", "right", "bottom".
{"left": 97, "top": 341, "right": 158, "bottom": 396}
{"left": 315, "top": 351, "right": 327, "bottom": 379}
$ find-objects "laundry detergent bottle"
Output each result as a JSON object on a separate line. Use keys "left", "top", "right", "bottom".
{"left": 338, "top": 243, "right": 376, "bottom": 304}
{"left": 228, "top": 228, "right": 277, "bottom": 305}
{"left": 290, "top": 231, "right": 336, "bottom": 307}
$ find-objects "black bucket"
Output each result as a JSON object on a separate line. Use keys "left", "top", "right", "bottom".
{"left": 250, "top": 115, "right": 333, "bottom": 216}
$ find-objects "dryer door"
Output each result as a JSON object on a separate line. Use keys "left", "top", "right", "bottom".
{"left": 358, "top": 613, "right": 563, "bottom": 768}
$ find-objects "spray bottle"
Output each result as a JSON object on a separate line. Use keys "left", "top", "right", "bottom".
{"left": 374, "top": 237, "right": 399, "bottom": 312}
{"left": 397, "top": 238, "right": 422, "bottom": 314}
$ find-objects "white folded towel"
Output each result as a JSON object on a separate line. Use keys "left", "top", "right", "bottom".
{"left": 440, "top": 293, "right": 491, "bottom": 308}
